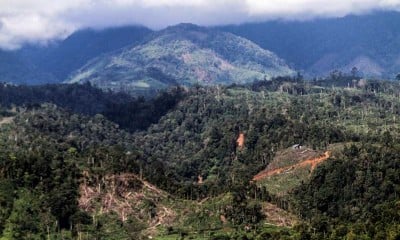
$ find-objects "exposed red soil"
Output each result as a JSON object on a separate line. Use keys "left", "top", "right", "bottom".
{"left": 253, "top": 151, "right": 330, "bottom": 181}
{"left": 236, "top": 133, "right": 245, "bottom": 150}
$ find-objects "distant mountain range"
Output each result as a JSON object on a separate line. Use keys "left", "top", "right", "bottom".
{"left": 220, "top": 11, "right": 400, "bottom": 78}
{"left": 0, "top": 26, "right": 152, "bottom": 84}
{"left": 1, "top": 11, "right": 400, "bottom": 90}
{"left": 67, "top": 23, "right": 294, "bottom": 93}
{"left": 0, "top": 50, "right": 55, "bottom": 85}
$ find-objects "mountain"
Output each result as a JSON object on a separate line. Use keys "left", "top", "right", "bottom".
{"left": 67, "top": 23, "right": 295, "bottom": 93}
{"left": 0, "top": 50, "right": 56, "bottom": 85}
{"left": 220, "top": 11, "right": 400, "bottom": 78}
{"left": 3, "top": 12, "right": 400, "bottom": 85}
{"left": 19, "top": 26, "right": 152, "bottom": 82}
{"left": 0, "top": 26, "right": 152, "bottom": 85}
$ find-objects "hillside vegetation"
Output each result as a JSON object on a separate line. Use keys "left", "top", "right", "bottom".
{"left": 0, "top": 26, "right": 152, "bottom": 85}
{"left": 0, "top": 76, "right": 399, "bottom": 239}
{"left": 221, "top": 11, "right": 400, "bottom": 78}
{"left": 67, "top": 24, "right": 294, "bottom": 94}
{"left": 4, "top": 12, "right": 400, "bottom": 86}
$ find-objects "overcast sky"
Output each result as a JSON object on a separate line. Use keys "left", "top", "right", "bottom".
{"left": 0, "top": 0, "right": 400, "bottom": 50}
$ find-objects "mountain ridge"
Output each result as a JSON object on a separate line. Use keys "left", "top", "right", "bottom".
{"left": 220, "top": 11, "right": 400, "bottom": 78}
{"left": 67, "top": 23, "right": 294, "bottom": 93}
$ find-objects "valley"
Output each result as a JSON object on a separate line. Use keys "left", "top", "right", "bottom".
{"left": 0, "top": 8, "right": 400, "bottom": 240}
{"left": 0, "top": 76, "right": 399, "bottom": 239}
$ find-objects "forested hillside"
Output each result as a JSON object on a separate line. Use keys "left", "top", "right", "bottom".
{"left": 19, "top": 26, "right": 152, "bottom": 82}
{"left": 3, "top": 12, "right": 400, "bottom": 85}
{"left": 0, "top": 83, "right": 185, "bottom": 132}
{"left": 68, "top": 24, "right": 294, "bottom": 94}
{"left": 0, "top": 77, "right": 399, "bottom": 239}
{"left": 221, "top": 11, "right": 400, "bottom": 78}
{"left": 0, "top": 26, "right": 152, "bottom": 85}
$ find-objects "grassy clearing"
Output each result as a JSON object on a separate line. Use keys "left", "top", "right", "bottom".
{"left": 259, "top": 166, "right": 311, "bottom": 196}
{"left": 255, "top": 147, "right": 322, "bottom": 195}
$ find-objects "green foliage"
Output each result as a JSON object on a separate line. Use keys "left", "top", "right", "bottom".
{"left": 0, "top": 180, "right": 14, "bottom": 234}
{"left": 1, "top": 191, "right": 43, "bottom": 240}
{"left": 222, "top": 13, "right": 400, "bottom": 78}
{"left": 1, "top": 77, "right": 400, "bottom": 238}
{"left": 0, "top": 82, "right": 185, "bottom": 132}
{"left": 293, "top": 142, "right": 400, "bottom": 238}
{"left": 89, "top": 214, "right": 145, "bottom": 240}
{"left": 67, "top": 23, "right": 294, "bottom": 93}
{"left": 224, "top": 185, "right": 264, "bottom": 226}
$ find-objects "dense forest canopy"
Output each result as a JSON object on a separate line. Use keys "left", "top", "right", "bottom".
{"left": 0, "top": 76, "right": 399, "bottom": 239}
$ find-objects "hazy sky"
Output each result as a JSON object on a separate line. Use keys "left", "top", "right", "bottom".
{"left": 0, "top": 0, "right": 400, "bottom": 49}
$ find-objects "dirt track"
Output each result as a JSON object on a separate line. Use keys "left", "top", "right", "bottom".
{"left": 253, "top": 151, "right": 330, "bottom": 181}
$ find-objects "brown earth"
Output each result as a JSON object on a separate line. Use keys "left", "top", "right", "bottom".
{"left": 253, "top": 151, "right": 330, "bottom": 181}
{"left": 79, "top": 173, "right": 176, "bottom": 227}
{"left": 236, "top": 133, "right": 245, "bottom": 149}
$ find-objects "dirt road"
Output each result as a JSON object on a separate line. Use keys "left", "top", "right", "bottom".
{"left": 253, "top": 151, "right": 330, "bottom": 181}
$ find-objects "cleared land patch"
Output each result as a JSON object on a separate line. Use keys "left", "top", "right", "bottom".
{"left": 253, "top": 147, "right": 330, "bottom": 195}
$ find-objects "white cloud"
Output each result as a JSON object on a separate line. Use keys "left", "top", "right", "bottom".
{"left": 0, "top": 0, "right": 399, "bottom": 49}
{"left": 0, "top": 14, "right": 74, "bottom": 49}
{"left": 245, "top": 0, "right": 400, "bottom": 18}
{"left": 0, "top": 0, "right": 87, "bottom": 49}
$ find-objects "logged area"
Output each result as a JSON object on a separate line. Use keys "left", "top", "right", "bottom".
{"left": 2, "top": 10, "right": 400, "bottom": 240}
{"left": 253, "top": 151, "right": 330, "bottom": 181}
{"left": 0, "top": 77, "right": 400, "bottom": 239}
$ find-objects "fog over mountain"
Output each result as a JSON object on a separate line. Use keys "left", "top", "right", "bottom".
{"left": 1, "top": 0, "right": 400, "bottom": 49}
{"left": 2, "top": 2, "right": 400, "bottom": 239}
{"left": 1, "top": 2, "right": 400, "bottom": 84}
{"left": 220, "top": 11, "right": 400, "bottom": 78}
{"left": 67, "top": 23, "right": 294, "bottom": 93}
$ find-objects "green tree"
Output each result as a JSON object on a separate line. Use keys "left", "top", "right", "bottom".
{"left": 1, "top": 191, "right": 41, "bottom": 240}
{"left": 0, "top": 179, "right": 14, "bottom": 233}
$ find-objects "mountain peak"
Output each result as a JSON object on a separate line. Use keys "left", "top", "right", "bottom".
{"left": 68, "top": 26, "right": 294, "bottom": 94}
{"left": 165, "top": 23, "right": 205, "bottom": 31}
{"left": 156, "top": 23, "right": 212, "bottom": 43}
